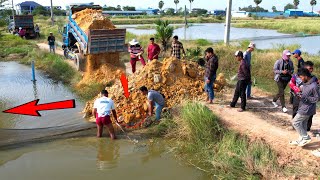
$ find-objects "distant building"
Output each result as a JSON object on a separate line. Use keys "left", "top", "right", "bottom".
{"left": 15, "top": 1, "right": 41, "bottom": 15}
{"left": 255, "top": 12, "right": 289, "bottom": 18}
{"left": 231, "top": 11, "right": 249, "bottom": 18}
{"left": 136, "top": 8, "right": 159, "bottom": 15}
{"left": 210, "top": 10, "right": 226, "bottom": 16}
{"left": 102, "top": 11, "right": 145, "bottom": 16}
{"left": 284, "top": 9, "right": 304, "bottom": 16}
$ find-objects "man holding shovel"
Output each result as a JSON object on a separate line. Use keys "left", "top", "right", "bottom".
{"left": 93, "top": 90, "right": 119, "bottom": 140}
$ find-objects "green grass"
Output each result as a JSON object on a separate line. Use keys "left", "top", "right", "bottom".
{"left": 0, "top": 34, "right": 35, "bottom": 57}
{"left": 232, "top": 17, "right": 320, "bottom": 35}
{"left": 156, "top": 102, "right": 281, "bottom": 178}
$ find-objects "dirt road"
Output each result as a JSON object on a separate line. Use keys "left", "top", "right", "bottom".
{"left": 207, "top": 87, "right": 320, "bottom": 172}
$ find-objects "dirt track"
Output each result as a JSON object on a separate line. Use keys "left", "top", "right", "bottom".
{"left": 207, "top": 87, "right": 320, "bottom": 173}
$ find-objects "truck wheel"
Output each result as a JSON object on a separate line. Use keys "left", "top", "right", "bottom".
{"left": 63, "top": 49, "right": 68, "bottom": 58}
{"left": 75, "top": 53, "right": 85, "bottom": 71}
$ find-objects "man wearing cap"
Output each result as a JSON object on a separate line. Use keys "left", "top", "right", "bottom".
{"left": 171, "top": 35, "right": 186, "bottom": 60}
{"left": 204, "top": 47, "right": 219, "bottom": 104}
{"left": 292, "top": 49, "right": 304, "bottom": 70}
{"left": 230, "top": 51, "right": 251, "bottom": 112}
{"left": 147, "top": 37, "right": 161, "bottom": 62}
{"left": 128, "top": 39, "right": 146, "bottom": 73}
{"left": 272, "top": 50, "right": 294, "bottom": 113}
{"left": 92, "top": 90, "right": 119, "bottom": 140}
{"left": 47, "top": 32, "right": 55, "bottom": 54}
{"left": 244, "top": 42, "right": 255, "bottom": 99}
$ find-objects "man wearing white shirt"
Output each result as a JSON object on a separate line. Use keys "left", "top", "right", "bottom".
{"left": 92, "top": 90, "right": 119, "bottom": 139}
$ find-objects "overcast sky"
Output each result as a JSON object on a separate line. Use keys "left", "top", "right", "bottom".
{"left": 10, "top": 0, "right": 320, "bottom": 11}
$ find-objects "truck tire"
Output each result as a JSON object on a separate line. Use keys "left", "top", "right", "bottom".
{"left": 63, "top": 49, "right": 68, "bottom": 58}
{"left": 75, "top": 53, "right": 85, "bottom": 71}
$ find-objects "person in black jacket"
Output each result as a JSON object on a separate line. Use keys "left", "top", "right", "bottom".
{"left": 204, "top": 47, "right": 219, "bottom": 104}
{"left": 230, "top": 51, "right": 251, "bottom": 112}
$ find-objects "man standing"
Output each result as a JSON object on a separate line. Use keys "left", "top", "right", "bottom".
{"left": 47, "top": 32, "right": 55, "bottom": 54}
{"left": 139, "top": 86, "right": 165, "bottom": 122}
{"left": 171, "top": 35, "right": 185, "bottom": 60}
{"left": 244, "top": 42, "right": 255, "bottom": 99}
{"left": 290, "top": 61, "right": 318, "bottom": 131}
{"left": 204, "top": 47, "right": 219, "bottom": 104}
{"left": 292, "top": 49, "right": 304, "bottom": 70}
{"left": 35, "top": 24, "right": 40, "bottom": 39}
{"left": 92, "top": 90, "right": 119, "bottom": 140}
{"left": 289, "top": 68, "right": 319, "bottom": 147}
{"left": 272, "top": 50, "right": 294, "bottom": 113}
{"left": 128, "top": 39, "right": 146, "bottom": 73}
{"left": 147, "top": 37, "right": 161, "bottom": 62}
{"left": 230, "top": 51, "right": 251, "bottom": 112}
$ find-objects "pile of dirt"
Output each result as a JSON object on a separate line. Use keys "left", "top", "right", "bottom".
{"left": 83, "top": 57, "right": 227, "bottom": 126}
{"left": 73, "top": 8, "right": 115, "bottom": 31}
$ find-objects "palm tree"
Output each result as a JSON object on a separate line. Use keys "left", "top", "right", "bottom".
{"left": 189, "top": 0, "right": 194, "bottom": 13}
{"left": 174, "top": 0, "right": 179, "bottom": 14}
{"left": 254, "top": 0, "right": 262, "bottom": 13}
{"left": 293, "top": 0, "right": 300, "bottom": 17}
{"left": 155, "top": 20, "right": 174, "bottom": 51}
{"left": 310, "top": 0, "right": 317, "bottom": 14}
{"left": 159, "top": 0, "right": 164, "bottom": 13}
{"left": 272, "top": 6, "right": 277, "bottom": 12}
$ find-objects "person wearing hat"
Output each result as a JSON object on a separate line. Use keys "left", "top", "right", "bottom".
{"left": 272, "top": 50, "right": 294, "bottom": 113}
{"left": 204, "top": 47, "right": 219, "bottom": 104}
{"left": 47, "top": 32, "right": 55, "bottom": 54}
{"left": 230, "top": 51, "right": 251, "bottom": 112}
{"left": 244, "top": 42, "right": 255, "bottom": 99}
{"left": 128, "top": 39, "right": 146, "bottom": 73}
{"left": 18, "top": 27, "right": 26, "bottom": 38}
{"left": 92, "top": 89, "right": 119, "bottom": 140}
{"left": 292, "top": 49, "right": 304, "bottom": 70}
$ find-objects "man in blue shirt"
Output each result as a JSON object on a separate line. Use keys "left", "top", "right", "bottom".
{"left": 244, "top": 42, "right": 255, "bottom": 99}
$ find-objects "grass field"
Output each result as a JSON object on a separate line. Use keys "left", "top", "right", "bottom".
{"left": 232, "top": 17, "right": 320, "bottom": 35}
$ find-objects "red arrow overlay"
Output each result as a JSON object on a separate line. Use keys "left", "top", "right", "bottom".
{"left": 2, "top": 99, "right": 76, "bottom": 117}
{"left": 120, "top": 73, "right": 130, "bottom": 98}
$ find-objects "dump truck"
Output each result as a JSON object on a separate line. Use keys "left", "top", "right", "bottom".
{"left": 12, "top": 15, "right": 36, "bottom": 38}
{"left": 61, "top": 4, "right": 126, "bottom": 71}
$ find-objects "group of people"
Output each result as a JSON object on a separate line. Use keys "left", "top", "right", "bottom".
{"left": 13, "top": 24, "right": 40, "bottom": 39}
{"left": 127, "top": 35, "right": 185, "bottom": 73}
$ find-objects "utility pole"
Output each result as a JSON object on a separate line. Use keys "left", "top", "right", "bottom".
{"left": 50, "top": 0, "right": 54, "bottom": 26}
{"left": 224, "top": 0, "right": 232, "bottom": 45}
{"left": 184, "top": 5, "right": 187, "bottom": 26}
{"left": 11, "top": 0, "right": 15, "bottom": 21}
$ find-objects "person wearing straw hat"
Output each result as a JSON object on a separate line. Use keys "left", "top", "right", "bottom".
{"left": 18, "top": 27, "right": 26, "bottom": 39}
{"left": 128, "top": 39, "right": 146, "bottom": 73}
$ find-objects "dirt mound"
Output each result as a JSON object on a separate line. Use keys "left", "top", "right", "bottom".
{"left": 83, "top": 57, "right": 227, "bottom": 126}
{"left": 73, "top": 8, "right": 115, "bottom": 31}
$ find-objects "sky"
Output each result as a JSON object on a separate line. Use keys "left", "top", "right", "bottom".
{"left": 9, "top": 0, "right": 320, "bottom": 12}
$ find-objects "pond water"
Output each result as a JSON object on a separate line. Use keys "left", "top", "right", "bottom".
{"left": 118, "top": 23, "right": 320, "bottom": 55}
{"left": 0, "top": 137, "right": 210, "bottom": 180}
{"left": 0, "top": 61, "right": 85, "bottom": 129}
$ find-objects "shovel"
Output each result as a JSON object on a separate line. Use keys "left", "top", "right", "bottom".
{"left": 115, "top": 122, "right": 139, "bottom": 144}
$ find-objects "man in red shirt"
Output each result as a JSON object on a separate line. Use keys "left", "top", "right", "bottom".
{"left": 147, "top": 37, "right": 161, "bottom": 62}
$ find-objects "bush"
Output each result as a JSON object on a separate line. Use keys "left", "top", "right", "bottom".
{"left": 195, "top": 39, "right": 211, "bottom": 46}
{"left": 216, "top": 15, "right": 223, "bottom": 20}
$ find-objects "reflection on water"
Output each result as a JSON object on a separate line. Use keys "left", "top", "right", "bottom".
{"left": 0, "top": 138, "right": 210, "bottom": 180}
{"left": 0, "top": 62, "right": 85, "bottom": 129}
{"left": 96, "top": 140, "right": 120, "bottom": 170}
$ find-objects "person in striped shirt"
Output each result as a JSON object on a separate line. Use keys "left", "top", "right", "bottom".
{"left": 128, "top": 39, "right": 146, "bottom": 73}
